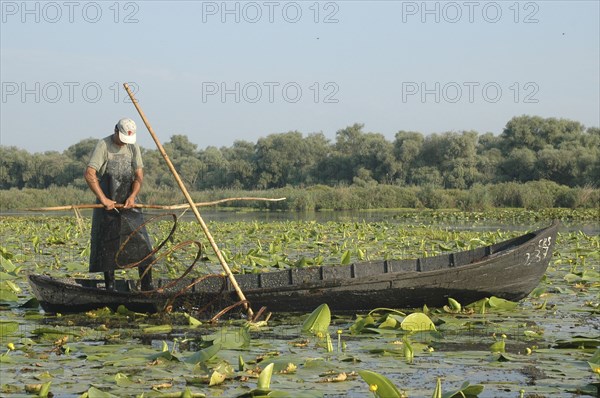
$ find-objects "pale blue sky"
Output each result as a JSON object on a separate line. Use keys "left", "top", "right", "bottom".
{"left": 1, "top": 0, "right": 599, "bottom": 153}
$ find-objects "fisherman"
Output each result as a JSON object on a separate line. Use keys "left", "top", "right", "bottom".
{"left": 84, "top": 118, "right": 154, "bottom": 291}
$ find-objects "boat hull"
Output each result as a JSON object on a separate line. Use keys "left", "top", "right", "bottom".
{"left": 28, "top": 221, "right": 559, "bottom": 314}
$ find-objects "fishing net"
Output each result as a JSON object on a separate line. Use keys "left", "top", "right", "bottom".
{"left": 91, "top": 208, "right": 155, "bottom": 291}
{"left": 114, "top": 213, "right": 245, "bottom": 318}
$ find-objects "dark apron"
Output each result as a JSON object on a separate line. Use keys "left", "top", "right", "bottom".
{"left": 89, "top": 150, "right": 153, "bottom": 273}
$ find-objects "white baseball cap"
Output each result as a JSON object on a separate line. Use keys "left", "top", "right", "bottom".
{"left": 116, "top": 118, "right": 137, "bottom": 144}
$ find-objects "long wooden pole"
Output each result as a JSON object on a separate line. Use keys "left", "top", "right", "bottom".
{"left": 122, "top": 83, "right": 254, "bottom": 319}
{"left": 28, "top": 197, "right": 286, "bottom": 212}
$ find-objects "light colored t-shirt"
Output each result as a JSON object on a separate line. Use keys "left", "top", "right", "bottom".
{"left": 87, "top": 135, "right": 143, "bottom": 177}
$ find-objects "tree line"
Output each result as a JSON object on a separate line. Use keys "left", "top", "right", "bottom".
{"left": 1, "top": 115, "right": 598, "bottom": 192}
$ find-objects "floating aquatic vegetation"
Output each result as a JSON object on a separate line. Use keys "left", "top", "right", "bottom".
{"left": 301, "top": 303, "right": 331, "bottom": 335}
{"left": 0, "top": 213, "right": 598, "bottom": 396}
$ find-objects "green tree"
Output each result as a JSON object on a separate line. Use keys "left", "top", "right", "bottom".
{"left": 393, "top": 131, "right": 424, "bottom": 184}
{"left": 409, "top": 166, "right": 443, "bottom": 187}
{"left": 579, "top": 127, "right": 600, "bottom": 186}
{"left": 175, "top": 156, "right": 204, "bottom": 189}
{"left": 37, "top": 152, "right": 71, "bottom": 188}
{"left": 330, "top": 124, "right": 364, "bottom": 184}
{"left": 358, "top": 132, "right": 399, "bottom": 184}
{"left": 476, "top": 147, "right": 502, "bottom": 184}
{"left": 499, "top": 147, "right": 537, "bottom": 182}
{"left": 1, "top": 116, "right": 598, "bottom": 192}
{"left": 313, "top": 154, "right": 346, "bottom": 186}
{"left": 222, "top": 140, "right": 256, "bottom": 189}
{"left": 500, "top": 115, "right": 585, "bottom": 153}
{"left": 329, "top": 124, "right": 399, "bottom": 184}
{"left": 535, "top": 147, "right": 576, "bottom": 185}
{"left": 164, "top": 134, "right": 198, "bottom": 158}
{"left": 199, "top": 146, "right": 229, "bottom": 188}
{"left": 0, "top": 146, "right": 31, "bottom": 189}
{"left": 141, "top": 148, "right": 166, "bottom": 189}
{"left": 413, "top": 131, "right": 480, "bottom": 188}
{"left": 254, "top": 131, "right": 318, "bottom": 188}
{"left": 304, "top": 133, "right": 331, "bottom": 185}
{"left": 441, "top": 131, "right": 480, "bottom": 188}
{"left": 64, "top": 138, "right": 98, "bottom": 163}
{"left": 477, "top": 132, "right": 502, "bottom": 152}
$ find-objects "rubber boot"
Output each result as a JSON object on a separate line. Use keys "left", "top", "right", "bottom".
{"left": 104, "top": 270, "right": 115, "bottom": 291}
{"left": 139, "top": 263, "right": 154, "bottom": 291}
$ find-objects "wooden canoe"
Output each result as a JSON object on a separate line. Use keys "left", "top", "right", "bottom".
{"left": 28, "top": 221, "right": 559, "bottom": 314}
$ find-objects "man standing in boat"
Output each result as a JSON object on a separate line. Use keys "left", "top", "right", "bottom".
{"left": 84, "top": 118, "right": 154, "bottom": 291}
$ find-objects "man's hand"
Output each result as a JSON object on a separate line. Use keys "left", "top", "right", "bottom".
{"left": 102, "top": 198, "right": 117, "bottom": 211}
{"left": 124, "top": 195, "right": 136, "bottom": 209}
{"left": 85, "top": 167, "right": 117, "bottom": 211}
{"left": 124, "top": 168, "right": 143, "bottom": 209}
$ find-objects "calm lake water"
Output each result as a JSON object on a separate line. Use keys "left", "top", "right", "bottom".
{"left": 146, "top": 209, "right": 599, "bottom": 232}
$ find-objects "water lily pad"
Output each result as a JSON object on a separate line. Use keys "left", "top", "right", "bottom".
{"left": 0, "top": 286, "right": 18, "bottom": 302}
{"left": 31, "top": 327, "right": 81, "bottom": 338}
{"left": 589, "top": 348, "right": 600, "bottom": 364}
{"left": 341, "top": 250, "right": 351, "bottom": 265}
{"left": 142, "top": 324, "right": 173, "bottom": 334}
{"left": 402, "top": 336, "right": 414, "bottom": 362}
{"left": 184, "top": 312, "right": 202, "bottom": 327}
{"left": 495, "top": 353, "right": 517, "bottom": 362}
{"left": 0, "top": 271, "right": 17, "bottom": 280}
{"left": 209, "top": 370, "right": 227, "bottom": 386}
{"left": 554, "top": 337, "right": 600, "bottom": 348}
{"left": 0, "top": 256, "right": 15, "bottom": 272}
{"left": 444, "top": 298, "right": 462, "bottom": 313}
{"left": 358, "top": 369, "right": 404, "bottom": 398}
{"left": 524, "top": 330, "right": 543, "bottom": 338}
{"left": 487, "top": 296, "right": 518, "bottom": 310}
{"left": 0, "top": 321, "right": 18, "bottom": 336}
{"left": 185, "top": 343, "right": 221, "bottom": 364}
{"left": 529, "top": 286, "right": 547, "bottom": 297}
{"left": 84, "top": 386, "right": 118, "bottom": 398}
{"left": 378, "top": 315, "right": 400, "bottom": 329}
{"left": 350, "top": 314, "right": 376, "bottom": 334}
{"left": 432, "top": 377, "right": 442, "bottom": 398}
{"left": 114, "top": 373, "right": 136, "bottom": 387}
{"left": 490, "top": 340, "right": 506, "bottom": 353}
{"left": 148, "top": 349, "right": 179, "bottom": 362}
{"left": 257, "top": 362, "right": 275, "bottom": 390}
{"left": 400, "top": 312, "right": 436, "bottom": 332}
{"left": 212, "top": 327, "right": 250, "bottom": 349}
{"left": 582, "top": 269, "right": 600, "bottom": 281}
{"left": 301, "top": 304, "right": 331, "bottom": 335}
{"left": 441, "top": 381, "right": 484, "bottom": 398}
